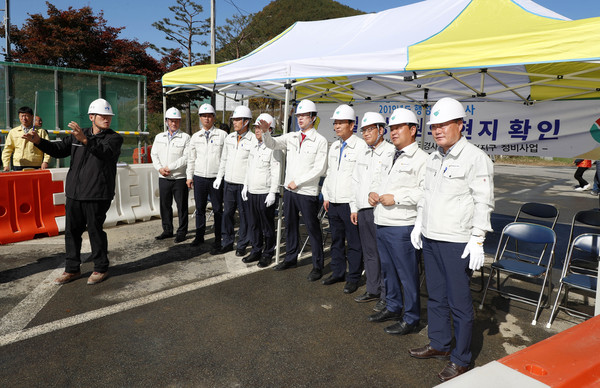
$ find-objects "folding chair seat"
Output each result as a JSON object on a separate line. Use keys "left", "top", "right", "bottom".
{"left": 471, "top": 202, "right": 559, "bottom": 293}
{"left": 565, "top": 209, "right": 600, "bottom": 276}
{"left": 507, "top": 202, "right": 559, "bottom": 264}
{"left": 546, "top": 233, "right": 600, "bottom": 328}
{"left": 479, "top": 222, "right": 556, "bottom": 325}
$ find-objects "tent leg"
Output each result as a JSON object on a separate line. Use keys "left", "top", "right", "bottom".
{"left": 274, "top": 81, "right": 292, "bottom": 264}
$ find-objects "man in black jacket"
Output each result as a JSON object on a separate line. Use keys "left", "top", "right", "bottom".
{"left": 24, "top": 98, "right": 123, "bottom": 285}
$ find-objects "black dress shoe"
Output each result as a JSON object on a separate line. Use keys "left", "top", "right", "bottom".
{"left": 242, "top": 252, "right": 261, "bottom": 263}
{"left": 408, "top": 344, "right": 451, "bottom": 360}
{"left": 343, "top": 281, "right": 358, "bottom": 294}
{"left": 384, "top": 320, "right": 418, "bottom": 335}
{"left": 368, "top": 308, "right": 403, "bottom": 323}
{"left": 190, "top": 236, "right": 204, "bottom": 247}
{"left": 273, "top": 261, "right": 297, "bottom": 271}
{"left": 307, "top": 268, "right": 322, "bottom": 281}
{"left": 373, "top": 299, "right": 386, "bottom": 312}
{"left": 155, "top": 232, "right": 173, "bottom": 240}
{"left": 257, "top": 257, "right": 272, "bottom": 268}
{"left": 438, "top": 362, "right": 469, "bottom": 382}
{"left": 174, "top": 234, "right": 187, "bottom": 243}
{"left": 321, "top": 275, "right": 345, "bottom": 285}
{"left": 354, "top": 292, "right": 380, "bottom": 303}
{"left": 235, "top": 247, "right": 247, "bottom": 257}
{"left": 210, "top": 243, "right": 233, "bottom": 255}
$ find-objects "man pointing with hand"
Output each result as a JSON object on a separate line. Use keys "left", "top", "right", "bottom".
{"left": 23, "top": 98, "right": 123, "bottom": 286}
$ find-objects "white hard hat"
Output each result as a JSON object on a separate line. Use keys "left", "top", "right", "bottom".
{"left": 254, "top": 113, "right": 275, "bottom": 129}
{"left": 330, "top": 104, "right": 355, "bottom": 121}
{"left": 427, "top": 98, "right": 465, "bottom": 125}
{"left": 198, "top": 103, "right": 216, "bottom": 115}
{"left": 295, "top": 99, "right": 317, "bottom": 115}
{"left": 165, "top": 107, "right": 182, "bottom": 120}
{"left": 88, "top": 98, "right": 114, "bottom": 116}
{"left": 360, "top": 112, "right": 386, "bottom": 129}
{"left": 231, "top": 105, "right": 252, "bottom": 119}
{"left": 389, "top": 108, "right": 419, "bottom": 126}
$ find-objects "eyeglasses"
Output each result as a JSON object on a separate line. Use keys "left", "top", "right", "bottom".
{"left": 361, "top": 126, "right": 378, "bottom": 133}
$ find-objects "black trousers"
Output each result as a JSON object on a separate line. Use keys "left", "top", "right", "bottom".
{"left": 222, "top": 181, "right": 250, "bottom": 249}
{"left": 283, "top": 190, "right": 324, "bottom": 269}
{"left": 248, "top": 192, "right": 278, "bottom": 258}
{"left": 64, "top": 198, "right": 112, "bottom": 273}
{"left": 158, "top": 178, "right": 188, "bottom": 236}
{"left": 192, "top": 175, "right": 223, "bottom": 246}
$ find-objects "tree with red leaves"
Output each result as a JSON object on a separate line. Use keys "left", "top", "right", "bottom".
{"left": 5, "top": 2, "right": 166, "bottom": 112}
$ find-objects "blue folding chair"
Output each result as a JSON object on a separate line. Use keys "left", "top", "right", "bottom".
{"left": 546, "top": 233, "right": 600, "bottom": 328}
{"left": 479, "top": 222, "right": 556, "bottom": 325}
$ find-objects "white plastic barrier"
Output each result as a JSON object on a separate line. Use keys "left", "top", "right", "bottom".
{"left": 129, "top": 164, "right": 160, "bottom": 221}
{"left": 47, "top": 164, "right": 196, "bottom": 231}
{"left": 104, "top": 165, "right": 137, "bottom": 227}
{"left": 48, "top": 168, "right": 69, "bottom": 232}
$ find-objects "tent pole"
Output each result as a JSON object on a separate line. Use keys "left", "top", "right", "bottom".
{"left": 274, "top": 80, "right": 292, "bottom": 264}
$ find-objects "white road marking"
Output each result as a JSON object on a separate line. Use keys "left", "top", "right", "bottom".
{"left": 511, "top": 189, "right": 530, "bottom": 195}
{"left": 0, "top": 268, "right": 64, "bottom": 335}
{"left": 0, "top": 266, "right": 263, "bottom": 347}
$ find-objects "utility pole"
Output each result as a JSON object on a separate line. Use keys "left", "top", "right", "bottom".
{"left": 2, "top": 0, "right": 10, "bottom": 62}
{"left": 210, "top": 0, "right": 216, "bottom": 109}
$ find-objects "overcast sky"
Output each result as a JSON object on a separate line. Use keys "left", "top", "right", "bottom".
{"left": 3, "top": 0, "right": 600, "bottom": 60}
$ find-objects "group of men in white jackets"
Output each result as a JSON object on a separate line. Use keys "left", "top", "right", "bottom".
{"left": 152, "top": 97, "right": 494, "bottom": 382}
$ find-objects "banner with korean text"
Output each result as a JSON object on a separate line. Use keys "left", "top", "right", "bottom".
{"left": 316, "top": 101, "right": 600, "bottom": 159}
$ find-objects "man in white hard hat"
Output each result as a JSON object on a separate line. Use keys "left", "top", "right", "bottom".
{"left": 320, "top": 104, "right": 365, "bottom": 294}
{"left": 2, "top": 106, "right": 50, "bottom": 170}
{"left": 350, "top": 112, "right": 395, "bottom": 311}
{"left": 24, "top": 98, "right": 123, "bottom": 285}
{"left": 260, "top": 99, "right": 328, "bottom": 282}
{"left": 151, "top": 107, "right": 191, "bottom": 243}
{"left": 212, "top": 105, "right": 254, "bottom": 256}
{"left": 187, "top": 103, "right": 227, "bottom": 249}
{"left": 367, "top": 108, "right": 428, "bottom": 337}
{"left": 242, "top": 113, "right": 283, "bottom": 267}
{"left": 408, "top": 97, "right": 494, "bottom": 382}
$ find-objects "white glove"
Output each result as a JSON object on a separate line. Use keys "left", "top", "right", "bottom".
{"left": 265, "top": 192, "right": 276, "bottom": 207}
{"left": 461, "top": 235, "right": 485, "bottom": 270}
{"left": 410, "top": 219, "right": 423, "bottom": 250}
{"left": 241, "top": 185, "right": 248, "bottom": 201}
{"left": 213, "top": 177, "right": 222, "bottom": 190}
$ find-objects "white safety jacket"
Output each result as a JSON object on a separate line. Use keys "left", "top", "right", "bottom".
{"left": 218, "top": 130, "right": 254, "bottom": 184}
{"left": 419, "top": 136, "right": 494, "bottom": 242}
{"left": 351, "top": 140, "right": 395, "bottom": 212}
{"left": 244, "top": 138, "right": 284, "bottom": 194}
{"left": 321, "top": 134, "right": 366, "bottom": 212}
{"left": 372, "top": 141, "right": 428, "bottom": 227}
{"left": 186, "top": 127, "right": 228, "bottom": 179}
{"left": 262, "top": 127, "right": 328, "bottom": 196}
{"left": 151, "top": 130, "right": 190, "bottom": 180}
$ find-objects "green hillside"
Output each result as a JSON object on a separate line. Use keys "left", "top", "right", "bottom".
{"left": 216, "top": 0, "right": 364, "bottom": 62}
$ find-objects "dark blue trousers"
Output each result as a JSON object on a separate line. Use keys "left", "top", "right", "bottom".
{"left": 222, "top": 181, "right": 250, "bottom": 249}
{"left": 422, "top": 237, "right": 472, "bottom": 367}
{"left": 328, "top": 202, "right": 363, "bottom": 282}
{"left": 64, "top": 198, "right": 112, "bottom": 273}
{"left": 376, "top": 225, "right": 419, "bottom": 324}
{"left": 192, "top": 175, "right": 223, "bottom": 247}
{"left": 158, "top": 178, "right": 188, "bottom": 236}
{"left": 283, "top": 190, "right": 324, "bottom": 269}
{"left": 358, "top": 208, "right": 384, "bottom": 296}
{"left": 248, "top": 192, "right": 278, "bottom": 259}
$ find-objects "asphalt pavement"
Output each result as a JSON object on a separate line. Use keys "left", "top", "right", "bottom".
{"left": 0, "top": 163, "right": 597, "bottom": 387}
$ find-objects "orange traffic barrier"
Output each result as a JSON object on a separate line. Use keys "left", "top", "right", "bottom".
{"left": 0, "top": 170, "right": 65, "bottom": 244}
{"left": 500, "top": 315, "right": 600, "bottom": 387}
{"left": 132, "top": 145, "right": 152, "bottom": 164}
